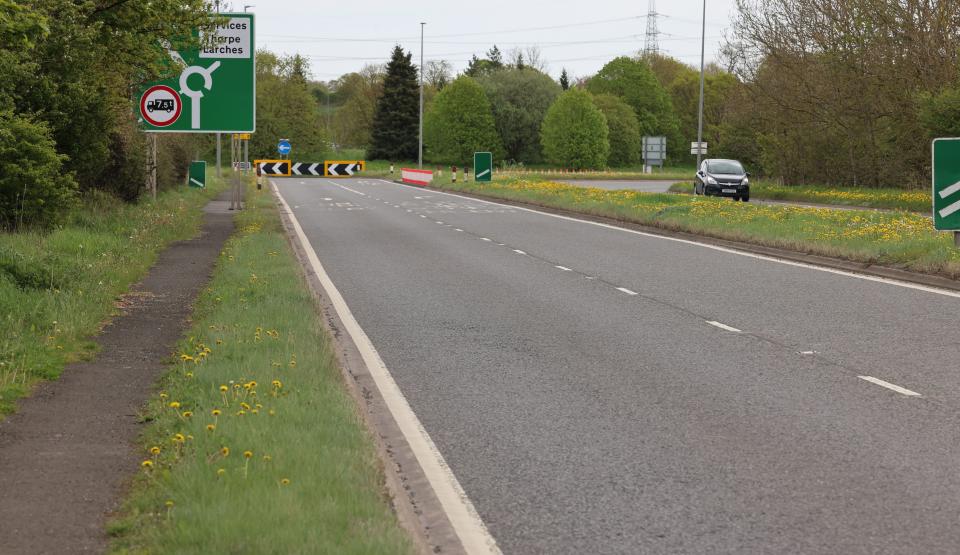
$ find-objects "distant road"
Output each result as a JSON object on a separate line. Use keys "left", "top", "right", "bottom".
{"left": 560, "top": 179, "right": 681, "bottom": 193}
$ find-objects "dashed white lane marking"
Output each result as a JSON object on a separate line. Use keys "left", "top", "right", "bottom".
{"left": 272, "top": 182, "right": 501, "bottom": 555}
{"left": 420, "top": 215, "right": 428, "bottom": 219}
{"left": 436, "top": 221, "right": 445, "bottom": 225}
{"left": 481, "top": 238, "right": 492, "bottom": 242}
{"left": 322, "top": 197, "right": 333, "bottom": 201}
{"left": 858, "top": 376, "right": 922, "bottom": 397}
{"left": 335, "top": 183, "right": 368, "bottom": 197}
{"left": 707, "top": 321, "right": 742, "bottom": 333}
{"left": 513, "top": 249, "right": 526, "bottom": 255}
{"left": 616, "top": 287, "right": 639, "bottom": 296}
{"left": 455, "top": 228, "right": 464, "bottom": 232}
{"left": 556, "top": 265, "right": 573, "bottom": 271}
{"left": 377, "top": 180, "right": 960, "bottom": 300}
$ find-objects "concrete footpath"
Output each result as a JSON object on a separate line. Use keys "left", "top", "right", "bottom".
{"left": 0, "top": 193, "right": 234, "bottom": 554}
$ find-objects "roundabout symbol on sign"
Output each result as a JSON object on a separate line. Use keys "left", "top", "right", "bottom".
{"left": 140, "top": 85, "right": 182, "bottom": 127}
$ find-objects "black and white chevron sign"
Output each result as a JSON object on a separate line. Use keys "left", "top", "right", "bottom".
{"left": 325, "top": 162, "right": 363, "bottom": 177}
{"left": 291, "top": 162, "right": 322, "bottom": 176}
{"left": 258, "top": 161, "right": 290, "bottom": 176}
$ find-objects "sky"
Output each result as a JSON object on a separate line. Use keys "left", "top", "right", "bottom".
{"left": 224, "top": 0, "right": 738, "bottom": 82}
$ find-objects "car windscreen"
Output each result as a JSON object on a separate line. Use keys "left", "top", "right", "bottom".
{"left": 707, "top": 161, "right": 744, "bottom": 175}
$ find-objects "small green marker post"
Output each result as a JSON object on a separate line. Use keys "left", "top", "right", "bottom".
{"left": 189, "top": 160, "right": 206, "bottom": 188}
{"left": 474, "top": 152, "right": 493, "bottom": 182}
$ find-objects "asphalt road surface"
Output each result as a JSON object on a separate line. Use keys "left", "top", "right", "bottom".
{"left": 561, "top": 179, "right": 679, "bottom": 193}
{"left": 277, "top": 177, "right": 960, "bottom": 554}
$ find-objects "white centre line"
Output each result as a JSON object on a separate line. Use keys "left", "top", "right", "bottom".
{"left": 858, "top": 376, "right": 922, "bottom": 397}
{"left": 707, "top": 321, "right": 742, "bottom": 333}
{"left": 555, "top": 265, "right": 573, "bottom": 271}
{"left": 616, "top": 287, "right": 638, "bottom": 296}
{"left": 481, "top": 238, "right": 492, "bottom": 242}
{"left": 513, "top": 249, "right": 526, "bottom": 255}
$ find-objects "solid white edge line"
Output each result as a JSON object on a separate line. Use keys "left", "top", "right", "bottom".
{"left": 556, "top": 265, "right": 573, "bottom": 271}
{"left": 707, "top": 321, "right": 742, "bottom": 333}
{"left": 272, "top": 181, "right": 501, "bottom": 554}
{"left": 616, "top": 287, "right": 638, "bottom": 296}
{"left": 375, "top": 180, "right": 960, "bottom": 300}
{"left": 513, "top": 249, "right": 526, "bottom": 255}
{"left": 858, "top": 376, "right": 922, "bottom": 397}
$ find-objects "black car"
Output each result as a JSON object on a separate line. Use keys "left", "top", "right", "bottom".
{"left": 694, "top": 159, "right": 750, "bottom": 201}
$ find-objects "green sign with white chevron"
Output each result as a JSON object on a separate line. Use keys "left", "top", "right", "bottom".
{"left": 933, "top": 138, "right": 960, "bottom": 231}
{"left": 474, "top": 152, "right": 492, "bottom": 182}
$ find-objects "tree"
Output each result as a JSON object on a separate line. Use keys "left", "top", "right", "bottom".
{"left": 424, "top": 76, "right": 503, "bottom": 164}
{"left": 465, "top": 45, "right": 506, "bottom": 77}
{"left": 559, "top": 68, "right": 570, "bottom": 91}
{"left": 592, "top": 94, "right": 641, "bottom": 167}
{"left": 920, "top": 86, "right": 960, "bottom": 138}
{"left": 332, "top": 65, "right": 384, "bottom": 148}
{"left": 586, "top": 57, "right": 676, "bottom": 137}
{"left": 0, "top": 110, "right": 76, "bottom": 228}
{"left": 369, "top": 46, "right": 420, "bottom": 161}
{"left": 251, "top": 51, "right": 329, "bottom": 162}
{"left": 541, "top": 89, "right": 609, "bottom": 170}
{"left": 477, "top": 68, "right": 561, "bottom": 164}
{"left": 425, "top": 60, "right": 453, "bottom": 90}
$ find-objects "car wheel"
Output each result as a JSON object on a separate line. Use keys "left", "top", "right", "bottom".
{"left": 733, "top": 195, "right": 740, "bottom": 201}
{"left": 742, "top": 194, "right": 750, "bottom": 202}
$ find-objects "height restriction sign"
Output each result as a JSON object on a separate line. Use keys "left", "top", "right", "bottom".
{"left": 138, "top": 13, "right": 255, "bottom": 133}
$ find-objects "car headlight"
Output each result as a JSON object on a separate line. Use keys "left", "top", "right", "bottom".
{"left": 742, "top": 178, "right": 749, "bottom": 186}
{"left": 706, "top": 176, "right": 718, "bottom": 185}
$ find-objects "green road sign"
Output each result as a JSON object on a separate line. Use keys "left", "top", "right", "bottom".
{"left": 189, "top": 160, "right": 206, "bottom": 188}
{"left": 139, "top": 13, "right": 255, "bottom": 133}
{"left": 474, "top": 152, "right": 492, "bottom": 182}
{"left": 933, "top": 138, "right": 960, "bottom": 231}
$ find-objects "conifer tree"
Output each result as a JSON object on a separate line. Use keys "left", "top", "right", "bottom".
{"left": 369, "top": 46, "right": 420, "bottom": 160}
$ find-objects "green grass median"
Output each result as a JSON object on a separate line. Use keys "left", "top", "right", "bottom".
{"left": 108, "top": 183, "right": 413, "bottom": 554}
{"left": 0, "top": 178, "right": 225, "bottom": 417}
{"left": 432, "top": 179, "right": 960, "bottom": 279}
{"left": 670, "top": 181, "right": 931, "bottom": 212}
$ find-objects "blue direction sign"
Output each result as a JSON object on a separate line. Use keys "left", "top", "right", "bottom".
{"left": 277, "top": 139, "right": 291, "bottom": 156}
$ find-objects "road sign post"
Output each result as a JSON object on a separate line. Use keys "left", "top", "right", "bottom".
{"left": 278, "top": 139, "right": 291, "bottom": 158}
{"left": 188, "top": 161, "right": 206, "bottom": 188}
{"left": 691, "top": 141, "right": 708, "bottom": 156}
{"left": 474, "top": 152, "right": 492, "bottom": 182}
{"left": 932, "top": 139, "right": 960, "bottom": 243}
{"left": 138, "top": 13, "right": 255, "bottom": 134}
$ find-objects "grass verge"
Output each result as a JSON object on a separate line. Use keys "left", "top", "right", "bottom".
{"left": 108, "top": 182, "right": 413, "bottom": 554}
{"left": 357, "top": 158, "right": 692, "bottom": 181}
{"left": 0, "top": 177, "right": 225, "bottom": 418}
{"left": 669, "top": 181, "right": 930, "bottom": 212}
{"left": 428, "top": 179, "right": 960, "bottom": 279}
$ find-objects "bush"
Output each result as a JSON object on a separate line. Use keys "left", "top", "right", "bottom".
{"left": 424, "top": 76, "right": 503, "bottom": 164}
{"left": 540, "top": 89, "right": 609, "bottom": 170}
{"left": 477, "top": 68, "right": 561, "bottom": 164}
{"left": 0, "top": 110, "right": 77, "bottom": 228}
{"left": 592, "top": 94, "right": 641, "bottom": 167}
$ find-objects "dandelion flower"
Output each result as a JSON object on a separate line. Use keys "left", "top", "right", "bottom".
{"left": 211, "top": 409, "right": 221, "bottom": 417}
{"left": 169, "top": 401, "right": 181, "bottom": 409}
{"left": 206, "top": 424, "right": 216, "bottom": 432}
{"left": 221, "top": 446, "right": 230, "bottom": 457}
{"left": 165, "top": 500, "right": 174, "bottom": 507}
{"left": 281, "top": 478, "right": 290, "bottom": 486}
{"left": 185, "top": 372, "right": 194, "bottom": 379}
{"left": 262, "top": 455, "right": 272, "bottom": 462}
{"left": 272, "top": 380, "right": 282, "bottom": 389}
{"left": 248, "top": 381, "right": 258, "bottom": 388}
{"left": 182, "top": 411, "right": 193, "bottom": 418}
{"left": 240, "top": 402, "right": 251, "bottom": 410}
{"left": 251, "top": 409, "right": 259, "bottom": 415}
{"left": 219, "top": 385, "right": 228, "bottom": 393}
{"left": 172, "top": 433, "right": 186, "bottom": 443}
{"left": 217, "top": 468, "right": 226, "bottom": 476}
{"left": 159, "top": 393, "right": 168, "bottom": 400}
{"left": 149, "top": 446, "right": 161, "bottom": 455}
{"left": 243, "top": 450, "right": 253, "bottom": 459}
{"left": 268, "top": 409, "right": 276, "bottom": 416}
{"left": 141, "top": 460, "right": 153, "bottom": 468}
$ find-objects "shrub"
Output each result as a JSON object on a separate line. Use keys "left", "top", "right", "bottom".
{"left": 540, "top": 89, "right": 609, "bottom": 170}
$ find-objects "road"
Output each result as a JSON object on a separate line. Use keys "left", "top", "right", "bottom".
{"left": 277, "top": 177, "right": 960, "bottom": 554}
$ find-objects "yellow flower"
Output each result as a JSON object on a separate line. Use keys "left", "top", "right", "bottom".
{"left": 240, "top": 402, "right": 251, "bottom": 410}
{"left": 172, "top": 433, "right": 186, "bottom": 443}
{"left": 211, "top": 409, "right": 221, "bottom": 416}
{"left": 165, "top": 500, "right": 174, "bottom": 507}
{"left": 159, "top": 392, "right": 168, "bottom": 400}
{"left": 271, "top": 380, "right": 282, "bottom": 389}
{"left": 216, "top": 339, "right": 223, "bottom": 345}
{"left": 206, "top": 424, "right": 216, "bottom": 432}
{"left": 251, "top": 409, "right": 259, "bottom": 415}
{"left": 221, "top": 446, "right": 230, "bottom": 457}
{"left": 268, "top": 409, "right": 276, "bottom": 416}
{"left": 243, "top": 450, "right": 253, "bottom": 459}
{"left": 262, "top": 455, "right": 272, "bottom": 462}
{"left": 169, "top": 401, "right": 181, "bottom": 409}
{"left": 149, "top": 446, "right": 161, "bottom": 455}
{"left": 237, "top": 410, "right": 246, "bottom": 416}
{"left": 141, "top": 460, "right": 153, "bottom": 468}
{"left": 219, "top": 385, "right": 228, "bottom": 393}
{"left": 280, "top": 478, "right": 290, "bottom": 486}
{"left": 182, "top": 411, "right": 193, "bottom": 418}
{"left": 180, "top": 354, "right": 194, "bottom": 361}
{"left": 185, "top": 372, "right": 194, "bottom": 378}
{"left": 217, "top": 468, "right": 226, "bottom": 476}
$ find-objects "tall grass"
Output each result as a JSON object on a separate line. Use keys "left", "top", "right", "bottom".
{"left": 108, "top": 184, "right": 413, "bottom": 554}
{"left": 0, "top": 180, "right": 224, "bottom": 416}
{"left": 670, "top": 181, "right": 931, "bottom": 212}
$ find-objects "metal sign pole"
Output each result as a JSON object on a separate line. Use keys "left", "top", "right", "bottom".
{"left": 216, "top": 133, "right": 222, "bottom": 178}
{"left": 695, "top": 0, "right": 707, "bottom": 169}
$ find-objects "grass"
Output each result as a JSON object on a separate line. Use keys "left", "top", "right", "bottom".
{"left": 0, "top": 177, "right": 225, "bottom": 418}
{"left": 108, "top": 181, "right": 414, "bottom": 555}
{"left": 427, "top": 179, "right": 960, "bottom": 279}
{"left": 669, "top": 180, "right": 931, "bottom": 212}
